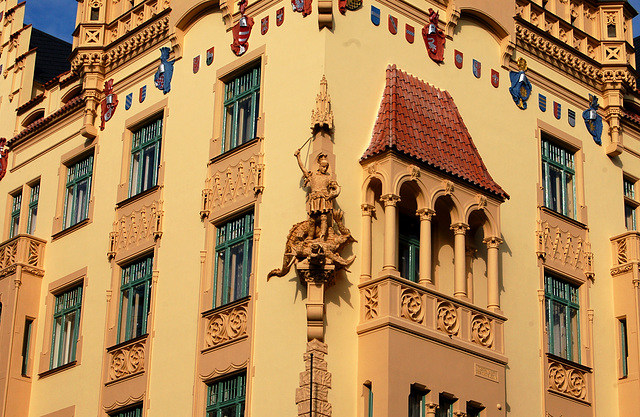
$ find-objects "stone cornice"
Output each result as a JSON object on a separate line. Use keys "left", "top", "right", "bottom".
{"left": 70, "top": 13, "right": 170, "bottom": 75}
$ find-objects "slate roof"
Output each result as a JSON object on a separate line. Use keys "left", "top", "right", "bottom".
{"left": 361, "top": 65, "right": 508, "bottom": 200}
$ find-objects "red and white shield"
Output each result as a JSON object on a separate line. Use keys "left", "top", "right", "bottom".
{"left": 491, "top": 69, "right": 499, "bottom": 88}
{"left": 454, "top": 50, "right": 463, "bottom": 69}
{"left": 422, "top": 26, "right": 445, "bottom": 63}
{"left": 388, "top": 15, "right": 398, "bottom": 35}
{"left": 231, "top": 16, "right": 255, "bottom": 56}
{"left": 276, "top": 7, "right": 284, "bottom": 25}
{"left": 193, "top": 55, "right": 200, "bottom": 74}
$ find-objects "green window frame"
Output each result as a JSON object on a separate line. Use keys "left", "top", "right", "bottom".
{"left": 399, "top": 213, "right": 420, "bottom": 283}
{"left": 620, "top": 318, "right": 629, "bottom": 378}
{"left": 9, "top": 192, "right": 21, "bottom": 238}
{"left": 64, "top": 155, "right": 93, "bottom": 229}
{"left": 21, "top": 318, "right": 33, "bottom": 376}
{"left": 436, "top": 395, "right": 455, "bottom": 417}
{"left": 545, "top": 273, "right": 580, "bottom": 362}
{"left": 624, "top": 177, "right": 637, "bottom": 231}
{"left": 206, "top": 373, "right": 246, "bottom": 417}
{"left": 130, "top": 118, "right": 162, "bottom": 197}
{"left": 222, "top": 66, "right": 260, "bottom": 153}
{"left": 27, "top": 182, "right": 39, "bottom": 234}
{"left": 111, "top": 405, "right": 143, "bottom": 417}
{"left": 50, "top": 285, "right": 82, "bottom": 369}
{"left": 541, "top": 138, "right": 576, "bottom": 219}
{"left": 214, "top": 212, "right": 253, "bottom": 308}
{"left": 364, "top": 383, "right": 373, "bottom": 417}
{"left": 118, "top": 256, "right": 153, "bottom": 343}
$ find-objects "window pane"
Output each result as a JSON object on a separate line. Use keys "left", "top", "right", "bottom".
{"left": 131, "top": 151, "right": 140, "bottom": 195}
{"left": 564, "top": 171, "right": 575, "bottom": 218}
{"left": 237, "top": 96, "right": 253, "bottom": 145}
{"left": 141, "top": 145, "right": 157, "bottom": 192}
{"left": 214, "top": 213, "right": 253, "bottom": 308}
{"left": 120, "top": 288, "right": 130, "bottom": 341}
{"left": 222, "top": 67, "right": 260, "bottom": 153}
{"left": 570, "top": 307, "right": 579, "bottom": 361}
{"left": 230, "top": 242, "right": 245, "bottom": 301}
{"left": 224, "top": 103, "right": 235, "bottom": 152}
{"left": 52, "top": 316, "right": 62, "bottom": 367}
{"left": 216, "top": 250, "right": 227, "bottom": 306}
{"left": 131, "top": 283, "right": 147, "bottom": 338}
{"left": 130, "top": 118, "right": 162, "bottom": 197}
{"left": 552, "top": 302, "right": 567, "bottom": 357}
{"left": 120, "top": 256, "right": 153, "bottom": 342}
{"left": 625, "top": 204, "right": 636, "bottom": 230}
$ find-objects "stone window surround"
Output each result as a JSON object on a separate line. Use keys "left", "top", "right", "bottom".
{"left": 3, "top": 178, "right": 40, "bottom": 240}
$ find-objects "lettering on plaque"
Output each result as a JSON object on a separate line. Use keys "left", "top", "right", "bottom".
{"left": 474, "top": 363, "right": 499, "bottom": 382}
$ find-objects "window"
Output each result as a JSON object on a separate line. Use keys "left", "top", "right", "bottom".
{"left": 214, "top": 212, "right": 253, "bottom": 308}
{"left": 206, "top": 373, "right": 246, "bottom": 417}
{"left": 130, "top": 117, "right": 162, "bottom": 197}
{"left": 21, "top": 318, "right": 34, "bottom": 376}
{"left": 27, "top": 182, "right": 39, "bottom": 234}
{"left": 111, "top": 405, "right": 143, "bottom": 417}
{"left": 399, "top": 213, "right": 419, "bottom": 282}
{"left": 541, "top": 138, "right": 576, "bottom": 219}
{"left": 624, "top": 177, "right": 638, "bottom": 231}
{"left": 223, "top": 66, "right": 260, "bottom": 152}
{"left": 408, "top": 386, "right": 427, "bottom": 417}
{"left": 64, "top": 155, "right": 93, "bottom": 229}
{"left": 364, "top": 383, "right": 373, "bottom": 417}
{"left": 545, "top": 273, "right": 580, "bottom": 362}
{"left": 436, "top": 395, "right": 455, "bottom": 417}
{"left": 50, "top": 285, "right": 82, "bottom": 369}
{"left": 466, "top": 402, "right": 483, "bottom": 417}
{"left": 118, "top": 256, "right": 153, "bottom": 342}
{"left": 620, "top": 318, "right": 629, "bottom": 378}
{"left": 9, "top": 192, "right": 21, "bottom": 238}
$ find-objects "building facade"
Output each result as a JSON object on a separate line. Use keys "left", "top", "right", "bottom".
{"left": 0, "top": 0, "right": 639, "bottom": 416}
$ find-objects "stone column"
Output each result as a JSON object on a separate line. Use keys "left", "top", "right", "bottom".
{"left": 380, "top": 194, "right": 400, "bottom": 273}
{"left": 416, "top": 208, "right": 435, "bottom": 286}
{"left": 451, "top": 223, "right": 469, "bottom": 299}
{"left": 466, "top": 246, "right": 476, "bottom": 300}
{"left": 484, "top": 236, "right": 503, "bottom": 311}
{"left": 360, "top": 204, "right": 376, "bottom": 281}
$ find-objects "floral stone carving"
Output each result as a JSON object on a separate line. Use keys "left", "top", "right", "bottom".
{"left": 109, "top": 341, "right": 145, "bottom": 381}
{"left": 548, "top": 361, "right": 587, "bottom": 400}
{"left": 471, "top": 314, "right": 493, "bottom": 347}
{"left": 400, "top": 288, "right": 424, "bottom": 323}
{"left": 204, "top": 305, "right": 248, "bottom": 348}
{"left": 437, "top": 301, "right": 459, "bottom": 335}
{"left": 363, "top": 286, "right": 378, "bottom": 320}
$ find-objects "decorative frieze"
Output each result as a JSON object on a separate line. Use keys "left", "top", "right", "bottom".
{"left": 203, "top": 302, "right": 249, "bottom": 348}
{"left": 536, "top": 220, "right": 594, "bottom": 278}
{"left": 471, "top": 314, "right": 493, "bottom": 347}
{"left": 548, "top": 360, "right": 587, "bottom": 400}
{"left": 201, "top": 155, "right": 264, "bottom": 218}
{"left": 108, "top": 339, "right": 146, "bottom": 381}
{"left": 436, "top": 300, "right": 459, "bottom": 336}
{"left": 108, "top": 200, "right": 163, "bottom": 259}
{"left": 400, "top": 287, "right": 424, "bottom": 323}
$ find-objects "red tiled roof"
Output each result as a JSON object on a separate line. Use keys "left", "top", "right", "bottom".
{"left": 622, "top": 108, "right": 640, "bottom": 126}
{"left": 362, "top": 65, "right": 508, "bottom": 200}
{"left": 8, "top": 94, "right": 85, "bottom": 147}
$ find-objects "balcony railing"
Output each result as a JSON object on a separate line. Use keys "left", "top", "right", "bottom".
{"left": 0, "top": 235, "right": 46, "bottom": 278}
{"left": 359, "top": 276, "right": 506, "bottom": 359}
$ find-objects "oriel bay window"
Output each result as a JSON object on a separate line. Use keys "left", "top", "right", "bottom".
{"left": 214, "top": 212, "right": 253, "bottom": 308}
{"left": 51, "top": 285, "right": 82, "bottom": 368}
{"left": 130, "top": 117, "right": 162, "bottom": 197}
{"left": 206, "top": 373, "right": 246, "bottom": 417}
{"left": 541, "top": 137, "right": 576, "bottom": 219}
{"left": 223, "top": 66, "right": 260, "bottom": 152}
{"left": 119, "top": 256, "right": 153, "bottom": 342}
{"left": 545, "top": 273, "right": 580, "bottom": 362}
{"left": 64, "top": 155, "right": 93, "bottom": 229}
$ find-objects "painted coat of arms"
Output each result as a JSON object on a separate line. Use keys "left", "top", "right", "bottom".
{"left": 100, "top": 78, "right": 118, "bottom": 130}
{"left": 422, "top": 8, "right": 445, "bottom": 63}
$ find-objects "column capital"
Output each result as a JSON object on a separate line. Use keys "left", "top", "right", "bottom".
{"left": 483, "top": 236, "right": 503, "bottom": 248}
{"left": 416, "top": 208, "right": 436, "bottom": 220}
{"left": 361, "top": 203, "right": 376, "bottom": 216}
{"left": 380, "top": 194, "right": 401, "bottom": 207}
{"left": 450, "top": 222, "right": 469, "bottom": 235}
{"left": 425, "top": 403, "right": 439, "bottom": 413}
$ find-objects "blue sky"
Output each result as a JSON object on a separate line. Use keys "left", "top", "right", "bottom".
{"left": 20, "top": 0, "right": 640, "bottom": 43}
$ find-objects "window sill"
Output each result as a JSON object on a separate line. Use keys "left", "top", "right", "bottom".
{"left": 116, "top": 185, "right": 161, "bottom": 209}
{"left": 209, "top": 137, "right": 260, "bottom": 165}
{"left": 546, "top": 353, "right": 592, "bottom": 373}
{"left": 52, "top": 218, "right": 91, "bottom": 241}
{"left": 202, "top": 295, "right": 251, "bottom": 317}
{"left": 38, "top": 361, "right": 78, "bottom": 379}
{"left": 106, "top": 333, "right": 149, "bottom": 352}
{"left": 540, "top": 207, "right": 587, "bottom": 230}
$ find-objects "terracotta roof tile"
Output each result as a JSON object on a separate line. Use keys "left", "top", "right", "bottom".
{"left": 361, "top": 65, "right": 508, "bottom": 200}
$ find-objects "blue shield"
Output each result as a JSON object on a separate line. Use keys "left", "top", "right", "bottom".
{"left": 539, "top": 94, "right": 546, "bottom": 112}
{"left": 371, "top": 6, "right": 380, "bottom": 26}
{"left": 125, "top": 93, "right": 133, "bottom": 110}
{"left": 472, "top": 60, "right": 481, "bottom": 78}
